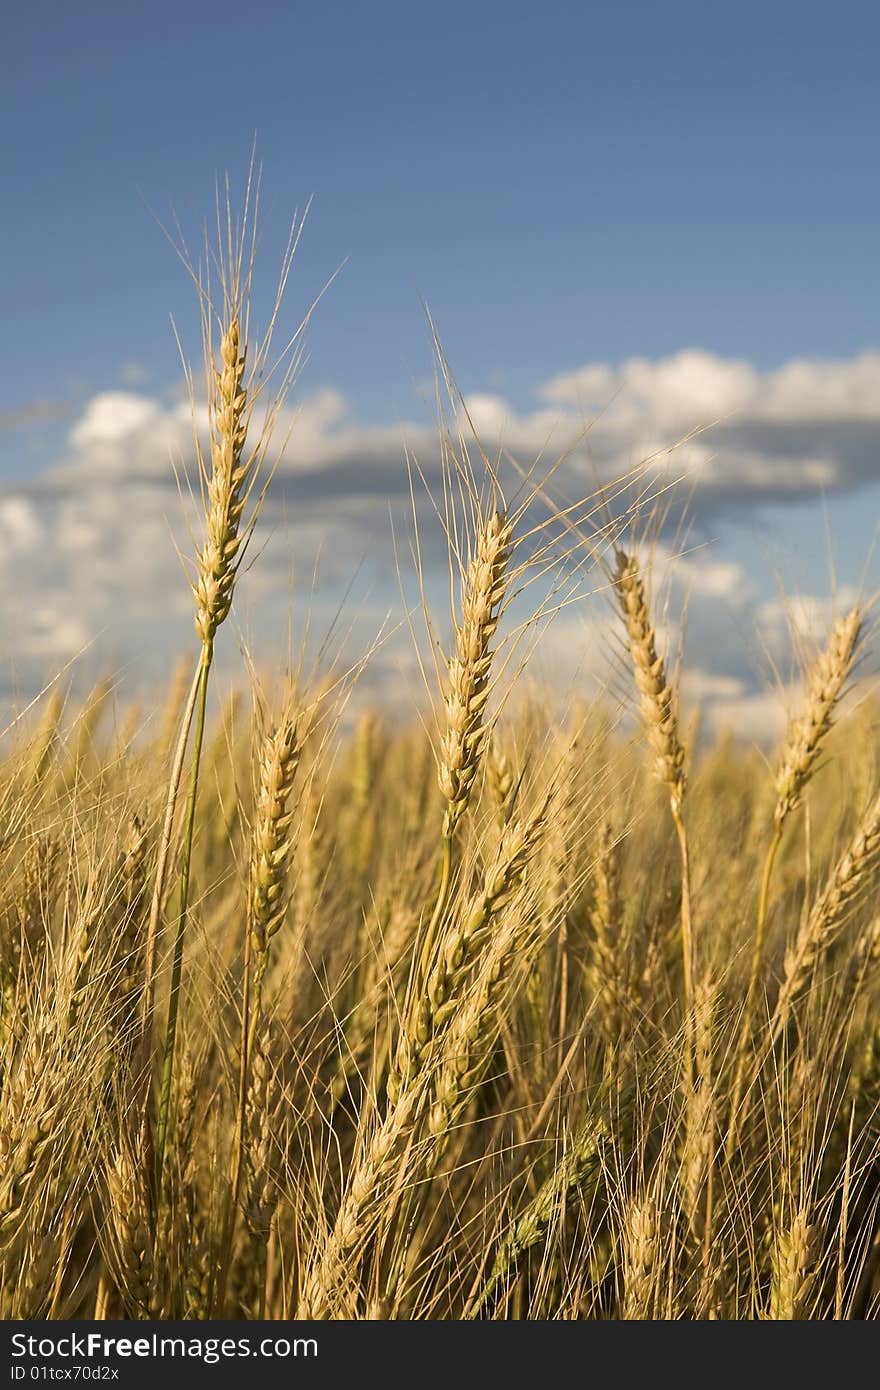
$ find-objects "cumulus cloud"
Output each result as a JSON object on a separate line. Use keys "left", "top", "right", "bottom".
{"left": 539, "top": 348, "right": 880, "bottom": 511}
{"left": 39, "top": 346, "right": 880, "bottom": 520}
{"left": 541, "top": 348, "right": 880, "bottom": 427}
{"left": 2, "top": 345, "right": 878, "bottom": 728}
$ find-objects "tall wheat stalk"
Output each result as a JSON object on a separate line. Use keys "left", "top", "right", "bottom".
{"left": 416, "top": 508, "right": 513, "bottom": 1010}
{"left": 301, "top": 800, "right": 547, "bottom": 1318}
{"left": 142, "top": 176, "right": 308, "bottom": 1194}
{"left": 217, "top": 698, "right": 303, "bottom": 1312}
{"left": 613, "top": 549, "right": 692, "bottom": 1024}
{"left": 726, "top": 606, "right": 863, "bottom": 1157}
{"left": 749, "top": 607, "right": 862, "bottom": 1019}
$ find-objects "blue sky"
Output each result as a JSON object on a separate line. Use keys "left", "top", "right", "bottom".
{"left": 3, "top": 1, "right": 880, "bottom": 734}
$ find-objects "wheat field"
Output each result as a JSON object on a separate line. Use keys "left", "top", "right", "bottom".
{"left": 2, "top": 189, "right": 880, "bottom": 1322}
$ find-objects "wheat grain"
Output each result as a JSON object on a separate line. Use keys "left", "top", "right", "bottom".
{"left": 586, "top": 821, "right": 632, "bottom": 1039}
{"left": 613, "top": 549, "right": 685, "bottom": 811}
{"left": 774, "top": 608, "right": 863, "bottom": 827}
{"left": 613, "top": 547, "right": 693, "bottom": 1027}
{"left": 621, "top": 1196, "right": 660, "bottom": 1319}
{"left": 104, "top": 1141, "right": 154, "bottom": 1317}
{"left": 772, "top": 791, "right": 880, "bottom": 1040}
{"left": 390, "top": 802, "right": 547, "bottom": 1105}
{"left": 486, "top": 737, "right": 515, "bottom": 825}
{"left": 768, "top": 1208, "right": 819, "bottom": 1319}
{"left": 250, "top": 711, "right": 303, "bottom": 960}
{"left": 438, "top": 511, "right": 513, "bottom": 841}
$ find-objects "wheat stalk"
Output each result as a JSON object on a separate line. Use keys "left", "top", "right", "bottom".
{"left": 767, "top": 1208, "right": 819, "bottom": 1319}
{"left": 153, "top": 309, "right": 250, "bottom": 1181}
{"left": 305, "top": 799, "right": 547, "bottom": 1318}
{"left": 438, "top": 510, "right": 513, "bottom": 840}
{"left": 148, "top": 180, "right": 306, "bottom": 1193}
{"left": 586, "top": 821, "right": 634, "bottom": 1039}
{"left": 486, "top": 737, "right": 515, "bottom": 826}
{"left": 750, "top": 607, "right": 864, "bottom": 1003}
{"left": 390, "top": 803, "right": 547, "bottom": 1105}
{"left": 771, "top": 789, "right": 880, "bottom": 1042}
{"left": 104, "top": 1140, "right": 155, "bottom": 1318}
{"left": 217, "top": 702, "right": 302, "bottom": 1313}
{"left": 417, "top": 510, "right": 514, "bottom": 993}
{"left": 774, "top": 608, "right": 863, "bottom": 827}
{"left": 621, "top": 1196, "right": 661, "bottom": 1319}
{"left": 613, "top": 548, "right": 693, "bottom": 1027}
{"left": 468, "top": 1104, "right": 613, "bottom": 1316}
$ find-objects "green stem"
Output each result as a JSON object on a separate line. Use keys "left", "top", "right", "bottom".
{"left": 155, "top": 642, "right": 213, "bottom": 1191}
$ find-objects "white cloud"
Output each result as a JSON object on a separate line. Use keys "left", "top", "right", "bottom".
{"left": 758, "top": 353, "right": 880, "bottom": 422}
{"left": 0, "top": 497, "right": 42, "bottom": 553}
{"left": 756, "top": 587, "right": 863, "bottom": 662}
{"left": 681, "top": 669, "right": 747, "bottom": 704}
{"left": 2, "top": 346, "right": 879, "bottom": 733}
{"left": 541, "top": 347, "right": 880, "bottom": 429}
{"left": 702, "top": 687, "right": 791, "bottom": 744}
{"left": 70, "top": 392, "right": 164, "bottom": 448}
{"left": 542, "top": 350, "right": 759, "bottom": 430}
{"left": 44, "top": 346, "right": 880, "bottom": 514}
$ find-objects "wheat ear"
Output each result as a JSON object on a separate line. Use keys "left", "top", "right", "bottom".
{"left": 774, "top": 608, "right": 863, "bottom": 827}
{"left": 218, "top": 705, "right": 302, "bottom": 1313}
{"left": 751, "top": 608, "right": 863, "bottom": 1008}
{"left": 418, "top": 509, "right": 513, "bottom": 1005}
{"left": 241, "top": 1027, "right": 282, "bottom": 1317}
{"left": 613, "top": 549, "right": 693, "bottom": 1023}
{"left": 425, "top": 802, "right": 550, "bottom": 1150}
{"left": 725, "top": 608, "right": 864, "bottom": 1161}
{"left": 771, "top": 789, "right": 880, "bottom": 1043}
{"left": 486, "top": 737, "right": 515, "bottom": 827}
{"left": 28, "top": 688, "right": 63, "bottom": 788}
{"left": 767, "top": 1208, "right": 819, "bottom": 1319}
{"left": 621, "top": 1196, "right": 661, "bottom": 1319}
{"left": 241, "top": 710, "right": 302, "bottom": 1118}
{"left": 104, "top": 1140, "right": 155, "bottom": 1317}
{"left": 115, "top": 815, "right": 147, "bottom": 1051}
{"left": 586, "top": 821, "right": 633, "bottom": 1039}
{"left": 304, "top": 803, "right": 545, "bottom": 1318}
{"left": 154, "top": 309, "right": 251, "bottom": 1188}
{"left": 0, "top": 1021, "right": 62, "bottom": 1255}
{"left": 468, "top": 1105, "right": 613, "bottom": 1317}
{"left": 390, "top": 804, "right": 546, "bottom": 1105}
{"left": 439, "top": 510, "right": 512, "bottom": 837}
